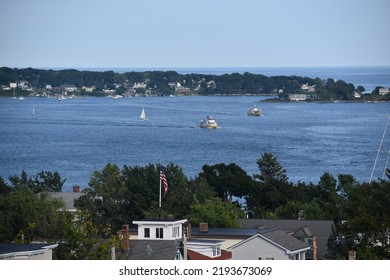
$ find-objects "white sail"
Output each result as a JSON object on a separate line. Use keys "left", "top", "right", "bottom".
{"left": 140, "top": 107, "right": 148, "bottom": 120}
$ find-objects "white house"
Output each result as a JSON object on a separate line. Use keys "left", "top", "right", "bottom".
{"left": 289, "top": 94, "right": 308, "bottom": 101}
{"left": 379, "top": 87, "right": 389, "bottom": 95}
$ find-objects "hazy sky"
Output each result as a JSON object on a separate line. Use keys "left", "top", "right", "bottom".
{"left": 1, "top": 0, "right": 389, "bottom": 68}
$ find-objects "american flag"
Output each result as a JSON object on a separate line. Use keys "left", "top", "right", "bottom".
{"left": 160, "top": 170, "right": 169, "bottom": 197}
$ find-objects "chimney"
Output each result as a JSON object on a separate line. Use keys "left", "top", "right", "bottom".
{"left": 73, "top": 185, "right": 80, "bottom": 193}
{"left": 199, "top": 223, "right": 208, "bottom": 233}
{"left": 122, "top": 224, "right": 129, "bottom": 252}
{"left": 184, "top": 221, "right": 192, "bottom": 240}
{"left": 312, "top": 235, "right": 317, "bottom": 260}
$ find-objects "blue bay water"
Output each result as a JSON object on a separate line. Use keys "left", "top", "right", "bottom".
{"left": 0, "top": 95, "right": 389, "bottom": 192}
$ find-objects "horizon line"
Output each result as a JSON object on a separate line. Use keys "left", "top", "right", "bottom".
{"left": 2, "top": 65, "right": 390, "bottom": 70}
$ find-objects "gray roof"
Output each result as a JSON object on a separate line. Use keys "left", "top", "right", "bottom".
{"left": 0, "top": 242, "right": 58, "bottom": 258}
{"left": 191, "top": 227, "right": 266, "bottom": 238}
{"left": 293, "top": 226, "right": 313, "bottom": 238}
{"left": 123, "top": 240, "right": 182, "bottom": 260}
{"left": 50, "top": 192, "right": 83, "bottom": 211}
{"left": 261, "top": 229, "right": 310, "bottom": 252}
{"left": 237, "top": 219, "right": 337, "bottom": 259}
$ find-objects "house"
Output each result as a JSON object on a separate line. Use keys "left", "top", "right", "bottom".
{"left": 49, "top": 185, "right": 83, "bottom": 212}
{"left": 127, "top": 219, "right": 231, "bottom": 260}
{"left": 301, "top": 83, "right": 316, "bottom": 93}
{"left": 289, "top": 94, "right": 308, "bottom": 101}
{"left": 60, "top": 84, "right": 78, "bottom": 92}
{"left": 227, "top": 229, "right": 310, "bottom": 260}
{"left": 190, "top": 224, "right": 309, "bottom": 260}
{"left": 238, "top": 219, "right": 338, "bottom": 259}
{"left": 379, "top": 87, "right": 389, "bottom": 95}
{"left": 0, "top": 243, "right": 58, "bottom": 260}
{"left": 185, "top": 223, "right": 231, "bottom": 260}
{"left": 122, "top": 219, "right": 187, "bottom": 260}
{"left": 190, "top": 226, "right": 261, "bottom": 250}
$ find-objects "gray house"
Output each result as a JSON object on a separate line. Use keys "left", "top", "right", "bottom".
{"left": 238, "top": 219, "right": 338, "bottom": 259}
{"left": 227, "top": 229, "right": 310, "bottom": 260}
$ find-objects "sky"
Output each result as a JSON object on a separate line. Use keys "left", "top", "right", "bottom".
{"left": 0, "top": 0, "right": 389, "bottom": 68}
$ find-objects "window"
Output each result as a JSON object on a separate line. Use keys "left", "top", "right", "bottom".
{"left": 156, "top": 228, "right": 164, "bottom": 239}
{"left": 212, "top": 246, "right": 221, "bottom": 257}
{"left": 144, "top": 228, "right": 150, "bottom": 238}
{"left": 172, "top": 226, "right": 179, "bottom": 238}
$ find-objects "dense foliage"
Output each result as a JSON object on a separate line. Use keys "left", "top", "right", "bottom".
{"left": 1, "top": 154, "right": 389, "bottom": 259}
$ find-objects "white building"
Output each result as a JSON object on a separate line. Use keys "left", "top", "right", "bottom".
{"left": 379, "top": 87, "right": 389, "bottom": 95}
{"left": 133, "top": 219, "right": 187, "bottom": 240}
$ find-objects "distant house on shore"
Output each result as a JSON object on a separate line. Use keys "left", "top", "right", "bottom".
{"left": 60, "top": 84, "right": 78, "bottom": 93}
{"left": 289, "top": 94, "right": 308, "bottom": 101}
{"left": 379, "top": 87, "right": 389, "bottom": 95}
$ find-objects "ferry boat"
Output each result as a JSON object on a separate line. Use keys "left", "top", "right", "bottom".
{"left": 247, "top": 105, "right": 261, "bottom": 116}
{"left": 200, "top": 116, "right": 218, "bottom": 129}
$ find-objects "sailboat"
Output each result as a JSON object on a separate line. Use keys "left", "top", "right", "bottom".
{"left": 32, "top": 106, "right": 35, "bottom": 116}
{"left": 140, "top": 107, "right": 148, "bottom": 120}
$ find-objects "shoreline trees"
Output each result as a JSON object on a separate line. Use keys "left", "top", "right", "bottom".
{"left": 1, "top": 67, "right": 388, "bottom": 101}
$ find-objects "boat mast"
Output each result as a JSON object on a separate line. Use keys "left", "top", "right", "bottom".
{"left": 369, "top": 114, "right": 390, "bottom": 183}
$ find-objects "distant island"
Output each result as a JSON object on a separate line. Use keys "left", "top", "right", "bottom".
{"left": 0, "top": 67, "right": 389, "bottom": 101}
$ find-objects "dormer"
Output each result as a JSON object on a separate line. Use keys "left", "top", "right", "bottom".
{"left": 133, "top": 219, "right": 187, "bottom": 240}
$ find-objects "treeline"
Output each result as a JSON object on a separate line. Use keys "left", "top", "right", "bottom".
{"left": 0, "top": 153, "right": 389, "bottom": 259}
{"left": 1, "top": 67, "right": 387, "bottom": 100}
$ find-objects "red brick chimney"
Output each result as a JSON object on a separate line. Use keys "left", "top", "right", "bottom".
{"left": 199, "top": 223, "right": 208, "bottom": 233}
{"left": 72, "top": 185, "right": 80, "bottom": 193}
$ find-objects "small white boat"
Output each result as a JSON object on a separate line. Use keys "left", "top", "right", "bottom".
{"left": 200, "top": 116, "right": 218, "bottom": 129}
{"left": 247, "top": 105, "right": 261, "bottom": 116}
{"left": 18, "top": 96, "right": 25, "bottom": 100}
{"left": 140, "top": 107, "right": 148, "bottom": 120}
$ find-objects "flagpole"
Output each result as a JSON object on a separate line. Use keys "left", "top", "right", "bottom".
{"left": 159, "top": 175, "right": 162, "bottom": 208}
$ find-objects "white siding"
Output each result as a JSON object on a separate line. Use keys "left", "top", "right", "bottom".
{"left": 231, "top": 236, "right": 288, "bottom": 260}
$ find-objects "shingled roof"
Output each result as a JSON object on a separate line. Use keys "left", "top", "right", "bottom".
{"left": 123, "top": 240, "right": 182, "bottom": 260}
{"left": 237, "top": 219, "right": 337, "bottom": 259}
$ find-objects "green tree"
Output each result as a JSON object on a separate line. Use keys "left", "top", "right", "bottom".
{"left": 340, "top": 179, "right": 390, "bottom": 259}
{"left": 247, "top": 153, "right": 292, "bottom": 217}
{"left": 254, "top": 153, "right": 288, "bottom": 184}
{"left": 75, "top": 163, "right": 128, "bottom": 232}
{"left": 0, "top": 184, "right": 66, "bottom": 242}
{"left": 188, "top": 197, "right": 245, "bottom": 228}
{"left": 55, "top": 211, "right": 118, "bottom": 260}
{"left": 199, "top": 163, "right": 252, "bottom": 203}
{"left": 9, "top": 170, "right": 65, "bottom": 193}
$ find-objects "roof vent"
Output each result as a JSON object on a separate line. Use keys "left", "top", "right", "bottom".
{"left": 199, "top": 223, "right": 208, "bottom": 232}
